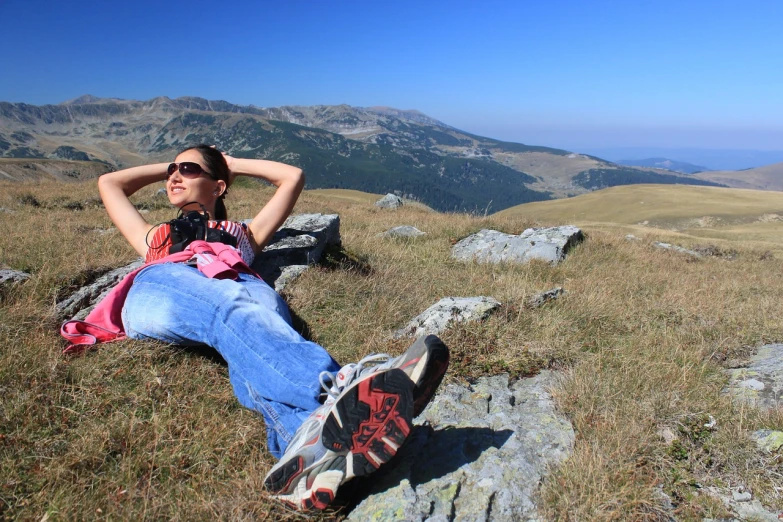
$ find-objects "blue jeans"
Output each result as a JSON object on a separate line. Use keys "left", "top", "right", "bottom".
{"left": 120, "top": 263, "right": 340, "bottom": 459}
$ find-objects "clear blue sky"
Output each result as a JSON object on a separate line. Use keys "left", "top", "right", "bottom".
{"left": 1, "top": 0, "right": 781, "bottom": 151}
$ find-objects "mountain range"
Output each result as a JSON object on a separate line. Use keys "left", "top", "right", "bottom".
{"left": 0, "top": 96, "right": 724, "bottom": 212}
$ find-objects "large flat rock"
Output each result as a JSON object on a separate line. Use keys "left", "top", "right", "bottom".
{"left": 347, "top": 372, "right": 575, "bottom": 521}
{"left": 452, "top": 226, "right": 584, "bottom": 265}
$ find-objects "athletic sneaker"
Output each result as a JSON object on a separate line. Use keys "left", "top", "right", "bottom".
{"left": 263, "top": 362, "right": 414, "bottom": 510}
{"left": 262, "top": 336, "right": 449, "bottom": 511}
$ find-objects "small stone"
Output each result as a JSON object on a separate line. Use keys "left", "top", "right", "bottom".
{"left": 732, "top": 490, "right": 752, "bottom": 502}
{"left": 657, "top": 427, "right": 678, "bottom": 444}
{"left": 527, "top": 287, "right": 566, "bottom": 308}
{"left": 652, "top": 241, "right": 702, "bottom": 258}
{"left": 381, "top": 225, "right": 425, "bottom": 238}
{"left": 375, "top": 193, "right": 404, "bottom": 209}
{"left": 625, "top": 234, "right": 640, "bottom": 241}
{"left": 156, "top": 188, "right": 167, "bottom": 196}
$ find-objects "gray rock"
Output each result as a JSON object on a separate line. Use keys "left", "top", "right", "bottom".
{"left": 56, "top": 260, "right": 144, "bottom": 320}
{"left": 527, "top": 287, "right": 566, "bottom": 308}
{"left": 58, "top": 213, "right": 341, "bottom": 319}
{"left": 375, "top": 193, "right": 404, "bottom": 209}
{"left": 724, "top": 344, "right": 783, "bottom": 410}
{"left": 0, "top": 269, "right": 30, "bottom": 288}
{"left": 250, "top": 213, "right": 341, "bottom": 292}
{"left": 751, "top": 429, "right": 783, "bottom": 453}
{"left": 451, "top": 226, "right": 584, "bottom": 265}
{"left": 381, "top": 225, "right": 425, "bottom": 238}
{"left": 347, "top": 372, "right": 575, "bottom": 521}
{"left": 625, "top": 234, "right": 641, "bottom": 241}
{"left": 652, "top": 241, "right": 702, "bottom": 258}
{"left": 704, "top": 486, "right": 781, "bottom": 522}
{"left": 653, "top": 486, "right": 677, "bottom": 521}
{"left": 392, "top": 296, "right": 502, "bottom": 339}
{"left": 155, "top": 188, "right": 168, "bottom": 197}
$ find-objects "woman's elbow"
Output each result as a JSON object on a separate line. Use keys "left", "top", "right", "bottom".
{"left": 292, "top": 168, "right": 305, "bottom": 190}
{"left": 97, "top": 172, "right": 110, "bottom": 192}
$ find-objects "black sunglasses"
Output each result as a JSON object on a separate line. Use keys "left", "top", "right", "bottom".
{"left": 167, "top": 162, "right": 215, "bottom": 179}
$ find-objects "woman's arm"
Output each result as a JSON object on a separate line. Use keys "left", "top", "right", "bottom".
{"left": 226, "top": 156, "right": 304, "bottom": 252}
{"left": 97, "top": 163, "right": 168, "bottom": 256}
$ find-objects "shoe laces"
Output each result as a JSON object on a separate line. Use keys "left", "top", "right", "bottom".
{"left": 318, "top": 353, "right": 391, "bottom": 402}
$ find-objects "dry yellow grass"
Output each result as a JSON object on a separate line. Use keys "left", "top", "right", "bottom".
{"left": 2, "top": 180, "right": 782, "bottom": 520}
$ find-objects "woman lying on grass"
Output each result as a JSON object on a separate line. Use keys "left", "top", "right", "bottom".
{"left": 61, "top": 144, "right": 449, "bottom": 510}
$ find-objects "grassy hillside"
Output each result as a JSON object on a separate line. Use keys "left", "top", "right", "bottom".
{"left": 693, "top": 161, "right": 783, "bottom": 191}
{"left": 0, "top": 158, "right": 110, "bottom": 182}
{"left": 2, "top": 181, "right": 782, "bottom": 520}
{"left": 498, "top": 184, "right": 783, "bottom": 251}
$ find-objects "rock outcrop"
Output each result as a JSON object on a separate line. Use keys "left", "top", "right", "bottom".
{"left": 249, "top": 213, "right": 340, "bottom": 292}
{"left": 724, "top": 343, "right": 783, "bottom": 410}
{"left": 375, "top": 193, "right": 404, "bottom": 209}
{"left": 0, "top": 269, "right": 30, "bottom": 289}
{"left": 347, "top": 372, "right": 575, "bottom": 521}
{"left": 56, "top": 260, "right": 144, "bottom": 320}
{"left": 452, "top": 226, "right": 584, "bottom": 265}
{"left": 57, "top": 213, "right": 341, "bottom": 319}
{"left": 392, "top": 296, "right": 502, "bottom": 339}
{"left": 715, "top": 345, "right": 783, "bottom": 520}
{"left": 703, "top": 486, "right": 781, "bottom": 522}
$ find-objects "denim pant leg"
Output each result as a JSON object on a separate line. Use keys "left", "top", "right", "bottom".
{"left": 120, "top": 263, "right": 340, "bottom": 458}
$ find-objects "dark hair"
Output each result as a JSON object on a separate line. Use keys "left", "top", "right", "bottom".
{"left": 181, "top": 144, "right": 231, "bottom": 220}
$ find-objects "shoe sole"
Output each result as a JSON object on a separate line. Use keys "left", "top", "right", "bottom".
{"left": 405, "top": 335, "right": 450, "bottom": 417}
{"left": 264, "top": 368, "right": 414, "bottom": 510}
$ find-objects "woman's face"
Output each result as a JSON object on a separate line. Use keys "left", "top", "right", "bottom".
{"left": 166, "top": 149, "right": 225, "bottom": 213}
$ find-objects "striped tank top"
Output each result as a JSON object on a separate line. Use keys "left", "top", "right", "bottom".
{"left": 145, "top": 220, "right": 256, "bottom": 265}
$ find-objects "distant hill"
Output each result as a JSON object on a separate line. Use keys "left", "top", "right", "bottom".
{"left": 616, "top": 157, "right": 709, "bottom": 174}
{"left": 585, "top": 147, "right": 783, "bottom": 171}
{"left": 0, "top": 96, "right": 723, "bottom": 212}
{"left": 691, "top": 162, "right": 783, "bottom": 191}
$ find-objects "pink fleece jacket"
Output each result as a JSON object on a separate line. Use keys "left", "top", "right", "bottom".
{"left": 60, "top": 241, "right": 259, "bottom": 354}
